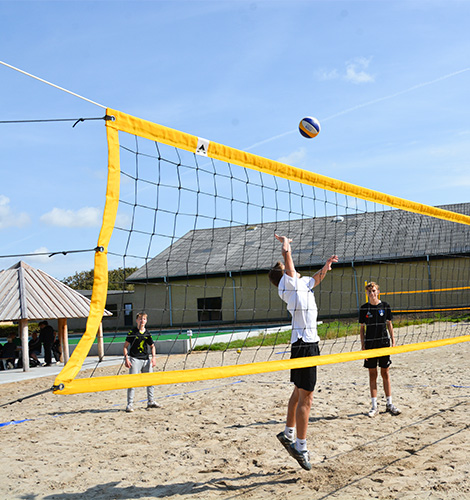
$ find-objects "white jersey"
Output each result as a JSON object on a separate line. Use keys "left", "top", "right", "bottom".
{"left": 278, "top": 273, "right": 319, "bottom": 343}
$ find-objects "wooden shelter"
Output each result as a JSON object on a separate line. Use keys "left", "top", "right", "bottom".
{"left": 0, "top": 261, "right": 111, "bottom": 372}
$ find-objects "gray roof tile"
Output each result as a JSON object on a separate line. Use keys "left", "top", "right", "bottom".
{"left": 127, "top": 202, "right": 470, "bottom": 282}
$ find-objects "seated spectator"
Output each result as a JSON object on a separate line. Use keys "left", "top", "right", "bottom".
{"left": 0, "top": 334, "right": 20, "bottom": 369}
{"left": 52, "top": 337, "right": 61, "bottom": 362}
{"left": 29, "top": 331, "right": 42, "bottom": 363}
{"left": 12, "top": 332, "right": 21, "bottom": 348}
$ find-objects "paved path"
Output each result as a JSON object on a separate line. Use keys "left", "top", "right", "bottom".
{"left": 0, "top": 356, "right": 123, "bottom": 385}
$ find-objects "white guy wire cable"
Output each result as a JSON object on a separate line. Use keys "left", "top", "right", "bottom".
{"left": 0, "top": 60, "right": 107, "bottom": 109}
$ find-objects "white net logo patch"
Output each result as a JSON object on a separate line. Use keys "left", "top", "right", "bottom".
{"left": 196, "top": 137, "right": 210, "bottom": 157}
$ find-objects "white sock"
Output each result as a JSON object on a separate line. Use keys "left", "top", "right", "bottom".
{"left": 371, "top": 397, "right": 377, "bottom": 409}
{"left": 386, "top": 396, "right": 392, "bottom": 405}
{"left": 295, "top": 438, "right": 307, "bottom": 452}
{"left": 284, "top": 426, "right": 295, "bottom": 440}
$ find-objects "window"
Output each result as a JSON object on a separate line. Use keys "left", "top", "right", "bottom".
{"left": 197, "top": 297, "right": 222, "bottom": 322}
{"left": 104, "top": 303, "right": 118, "bottom": 319}
{"left": 124, "top": 303, "right": 133, "bottom": 327}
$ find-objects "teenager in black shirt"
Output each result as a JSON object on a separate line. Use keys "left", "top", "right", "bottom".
{"left": 123, "top": 312, "right": 160, "bottom": 412}
{"left": 359, "top": 282, "right": 401, "bottom": 417}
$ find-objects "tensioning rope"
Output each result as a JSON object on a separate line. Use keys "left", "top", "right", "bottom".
{"left": 0, "top": 386, "right": 56, "bottom": 408}
{"left": 0, "top": 60, "right": 107, "bottom": 109}
{"left": 0, "top": 116, "right": 108, "bottom": 127}
{"left": 0, "top": 246, "right": 104, "bottom": 259}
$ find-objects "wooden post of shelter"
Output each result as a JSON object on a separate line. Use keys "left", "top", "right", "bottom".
{"left": 58, "top": 318, "right": 69, "bottom": 365}
{"left": 19, "top": 319, "right": 29, "bottom": 372}
{"left": 97, "top": 322, "right": 104, "bottom": 360}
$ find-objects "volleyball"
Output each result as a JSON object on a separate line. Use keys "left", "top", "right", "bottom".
{"left": 299, "top": 116, "right": 321, "bottom": 138}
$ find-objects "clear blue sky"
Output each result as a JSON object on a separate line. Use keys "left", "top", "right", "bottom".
{"left": 1, "top": 0, "right": 469, "bottom": 280}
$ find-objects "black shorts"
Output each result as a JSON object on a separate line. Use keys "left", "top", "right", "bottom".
{"left": 364, "top": 338, "right": 391, "bottom": 369}
{"left": 364, "top": 354, "right": 392, "bottom": 369}
{"left": 290, "top": 339, "right": 320, "bottom": 392}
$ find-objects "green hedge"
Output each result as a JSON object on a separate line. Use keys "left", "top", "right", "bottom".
{"left": 0, "top": 322, "right": 40, "bottom": 339}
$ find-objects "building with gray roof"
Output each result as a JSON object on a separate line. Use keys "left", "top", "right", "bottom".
{"left": 126, "top": 203, "right": 470, "bottom": 329}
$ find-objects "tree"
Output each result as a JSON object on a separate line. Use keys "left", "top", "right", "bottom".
{"left": 62, "top": 267, "right": 138, "bottom": 291}
{"left": 62, "top": 270, "right": 94, "bottom": 290}
{"left": 108, "top": 267, "right": 138, "bottom": 290}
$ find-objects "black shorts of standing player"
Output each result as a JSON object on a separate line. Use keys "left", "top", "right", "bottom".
{"left": 364, "top": 338, "right": 392, "bottom": 369}
{"left": 290, "top": 339, "right": 320, "bottom": 392}
{"left": 364, "top": 354, "right": 392, "bottom": 369}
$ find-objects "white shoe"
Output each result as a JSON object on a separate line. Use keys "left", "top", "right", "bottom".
{"left": 368, "top": 406, "right": 378, "bottom": 418}
{"left": 125, "top": 405, "right": 134, "bottom": 413}
{"left": 386, "top": 403, "right": 401, "bottom": 415}
{"left": 147, "top": 401, "right": 161, "bottom": 409}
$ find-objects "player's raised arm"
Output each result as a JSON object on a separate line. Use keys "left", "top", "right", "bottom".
{"left": 275, "top": 234, "right": 295, "bottom": 277}
{"left": 313, "top": 254, "right": 339, "bottom": 287}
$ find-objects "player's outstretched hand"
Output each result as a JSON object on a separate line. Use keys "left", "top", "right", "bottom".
{"left": 325, "top": 254, "right": 339, "bottom": 270}
{"left": 275, "top": 234, "right": 292, "bottom": 244}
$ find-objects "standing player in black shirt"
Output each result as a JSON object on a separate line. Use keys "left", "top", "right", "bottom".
{"left": 123, "top": 312, "right": 160, "bottom": 412}
{"left": 359, "top": 282, "right": 401, "bottom": 417}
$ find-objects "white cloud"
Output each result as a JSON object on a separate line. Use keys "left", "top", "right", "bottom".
{"left": 317, "top": 69, "right": 339, "bottom": 81}
{"left": 316, "top": 57, "right": 374, "bottom": 85}
{"left": 277, "top": 148, "right": 307, "bottom": 167}
{"left": 344, "top": 57, "right": 375, "bottom": 84}
{"left": 27, "top": 247, "right": 51, "bottom": 263}
{"left": 0, "top": 195, "right": 30, "bottom": 229}
{"left": 40, "top": 207, "right": 102, "bottom": 227}
{"left": 115, "top": 213, "right": 132, "bottom": 228}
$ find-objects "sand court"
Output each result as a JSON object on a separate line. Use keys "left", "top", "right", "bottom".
{"left": 0, "top": 340, "right": 468, "bottom": 499}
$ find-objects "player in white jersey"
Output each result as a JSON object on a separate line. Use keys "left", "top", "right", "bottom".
{"left": 269, "top": 234, "right": 338, "bottom": 470}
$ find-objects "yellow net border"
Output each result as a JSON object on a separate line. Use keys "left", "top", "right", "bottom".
{"left": 53, "top": 108, "right": 470, "bottom": 395}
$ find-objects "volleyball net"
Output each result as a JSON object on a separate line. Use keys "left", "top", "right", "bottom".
{"left": 53, "top": 109, "right": 470, "bottom": 395}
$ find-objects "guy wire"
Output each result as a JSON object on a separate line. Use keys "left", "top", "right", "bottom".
{"left": 0, "top": 60, "right": 107, "bottom": 109}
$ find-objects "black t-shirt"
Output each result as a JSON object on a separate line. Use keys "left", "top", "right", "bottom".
{"left": 40, "top": 325, "right": 55, "bottom": 344}
{"left": 2, "top": 341, "right": 18, "bottom": 358}
{"left": 125, "top": 327, "right": 154, "bottom": 359}
{"left": 359, "top": 301, "right": 392, "bottom": 349}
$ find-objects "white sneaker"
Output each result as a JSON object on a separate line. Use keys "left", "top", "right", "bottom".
{"left": 386, "top": 403, "right": 401, "bottom": 415}
{"left": 147, "top": 401, "right": 161, "bottom": 409}
{"left": 368, "top": 406, "right": 379, "bottom": 418}
{"left": 125, "top": 405, "right": 134, "bottom": 413}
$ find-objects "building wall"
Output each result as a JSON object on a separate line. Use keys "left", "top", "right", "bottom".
{"left": 134, "top": 256, "right": 470, "bottom": 329}
{"left": 66, "top": 291, "right": 135, "bottom": 332}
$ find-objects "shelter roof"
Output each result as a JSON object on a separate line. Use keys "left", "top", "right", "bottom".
{"left": 0, "top": 261, "right": 112, "bottom": 321}
{"left": 127, "top": 202, "right": 470, "bottom": 282}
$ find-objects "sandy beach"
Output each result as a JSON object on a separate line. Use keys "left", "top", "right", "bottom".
{"left": 0, "top": 339, "right": 469, "bottom": 500}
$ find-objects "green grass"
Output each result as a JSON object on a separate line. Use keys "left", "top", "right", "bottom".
{"left": 192, "top": 313, "right": 469, "bottom": 352}
{"left": 318, "top": 321, "right": 360, "bottom": 340}
{"left": 65, "top": 312, "right": 468, "bottom": 350}
{"left": 192, "top": 321, "right": 360, "bottom": 352}
{"left": 393, "top": 313, "right": 470, "bottom": 328}
{"left": 193, "top": 329, "right": 292, "bottom": 351}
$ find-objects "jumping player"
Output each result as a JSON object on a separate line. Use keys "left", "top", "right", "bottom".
{"left": 269, "top": 234, "right": 338, "bottom": 470}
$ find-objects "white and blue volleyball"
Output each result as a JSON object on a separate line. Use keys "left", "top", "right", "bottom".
{"left": 299, "top": 116, "right": 321, "bottom": 138}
